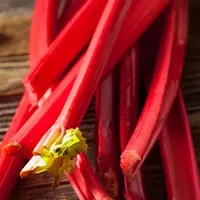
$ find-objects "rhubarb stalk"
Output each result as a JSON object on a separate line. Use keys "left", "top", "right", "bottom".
{"left": 58, "top": 0, "right": 87, "bottom": 31}
{"left": 0, "top": 1, "right": 60, "bottom": 199}
{"left": 24, "top": 0, "right": 108, "bottom": 104}
{"left": 21, "top": 0, "right": 132, "bottom": 199}
{"left": 119, "top": 47, "right": 147, "bottom": 200}
{"left": 29, "top": 0, "right": 61, "bottom": 67}
{"left": 20, "top": 1, "right": 133, "bottom": 199}
{"left": 139, "top": 1, "right": 199, "bottom": 198}
{"left": 24, "top": 0, "right": 170, "bottom": 104}
{"left": 3, "top": 0, "right": 170, "bottom": 156}
{"left": 96, "top": 72, "right": 121, "bottom": 199}
{"left": 159, "top": 92, "right": 200, "bottom": 200}
{"left": 159, "top": 1, "right": 200, "bottom": 199}
{"left": 120, "top": 0, "right": 186, "bottom": 179}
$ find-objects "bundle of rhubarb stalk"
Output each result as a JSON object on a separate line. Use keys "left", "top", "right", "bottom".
{"left": 0, "top": 0, "right": 200, "bottom": 199}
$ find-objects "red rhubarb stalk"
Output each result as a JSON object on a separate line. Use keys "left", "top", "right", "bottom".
{"left": 59, "top": 2, "right": 98, "bottom": 197}
{"left": 0, "top": 0, "right": 60, "bottom": 151}
{"left": 0, "top": 157, "right": 24, "bottom": 200}
{"left": 0, "top": 0, "right": 61, "bottom": 150}
{"left": 140, "top": 0, "right": 199, "bottom": 198}
{"left": 3, "top": 0, "right": 170, "bottom": 156}
{"left": 119, "top": 48, "right": 139, "bottom": 152}
{"left": 120, "top": 0, "right": 186, "bottom": 179}
{"left": 24, "top": 0, "right": 108, "bottom": 104}
{"left": 160, "top": 91, "right": 200, "bottom": 200}
{"left": 141, "top": 10, "right": 200, "bottom": 200}
{"left": 29, "top": 0, "right": 61, "bottom": 68}
{"left": 141, "top": 30, "right": 200, "bottom": 200}
{"left": 76, "top": 154, "right": 112, "bottom": 200}
{"left": 58, "top": 0, "right": 87, "bottom": 31}
{"left": 21, "top": 1, "right": 133, "bottom": 199}
{"left": 96, "top": 72, "right": 120, "bottom": 199}
{"left": 119, "top": 47, "right": 146, "bottom": 200}
{"left": 56, "top": 0, "right": 169, "bottom": 128}
{"left": 30, "top": 0, "right": 62, "bottom": 104}
{"left": 38, "top": 0, "right": 87, "bottom": 106}
{"left": 66, "top": 167, "right": 95, "bottom": 200}
{"left": 24, "top": 0, "right": 170, "bottom": 104}
{"left": 2, "top": 2, "right": 95, "bottom": 199}
{"left": 0, "top": 1, "right": 60, "bottom": 199}
{"left": 159, "top": 1, "right": 200, "bottom": 199}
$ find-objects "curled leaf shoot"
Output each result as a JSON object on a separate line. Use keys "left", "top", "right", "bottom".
{"left": 20, "top": 128, "right": 87, "bottom": 188}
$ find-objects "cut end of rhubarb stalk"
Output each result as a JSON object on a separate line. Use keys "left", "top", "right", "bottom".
{"left": 120, "top": 150, "right": 141, "bottom": 181}
{"left": 3, "top": 142, "right": 23, "bottom": 156}
{"left": 102, "top": 168, "right": 118, "bottom": 199}
{"left": 20, "top": 155, "right": 44, "bottom": 178}
{"left": 103, "top": 198, "right": 114, "bottom": 200}
{"left": 98, "top": 159, "right": 118, "bottom": 199}
{"left": 20, "top": 128, "right": 88, "bottom": 188}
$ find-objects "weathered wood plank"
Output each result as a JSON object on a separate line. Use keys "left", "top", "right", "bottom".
{"left": 11, "top": 184, "right": 78, "bottom": 200}
{"left": 0, "top": 0, "right": 34, "bottom": 56}
{"left": 0, "top": 12, "right": 31, "bottom": 56}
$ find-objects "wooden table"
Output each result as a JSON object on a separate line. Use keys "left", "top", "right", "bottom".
{"left": 0, "top": 0, "right": 200, "bottom": 199}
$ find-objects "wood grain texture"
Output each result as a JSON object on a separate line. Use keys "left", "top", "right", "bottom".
{"left": 0, "top": 0, "right": 199, "bottom": 200}
{"left": 0, "top": 57, "right": 28, "bottom": 96}
{"left": 0, "top": 11, "right": 31, "bottom": 56}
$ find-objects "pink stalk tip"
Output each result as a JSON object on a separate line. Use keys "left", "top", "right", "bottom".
{"left": 20, "top": 170, "right": 33, "bottom": 179}
{"left": 120, "top": 150, "right": 141, "bottom": 180}
{"left": 3, "top": 143, "right": 23, "bottom": 156}
{"left": 98, "top": 159, "right": 118, "bottom": 199}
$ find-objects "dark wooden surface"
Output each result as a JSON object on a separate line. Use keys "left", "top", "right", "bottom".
{"left": 0, "top": 0, "right": 200, "bottom": 199}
